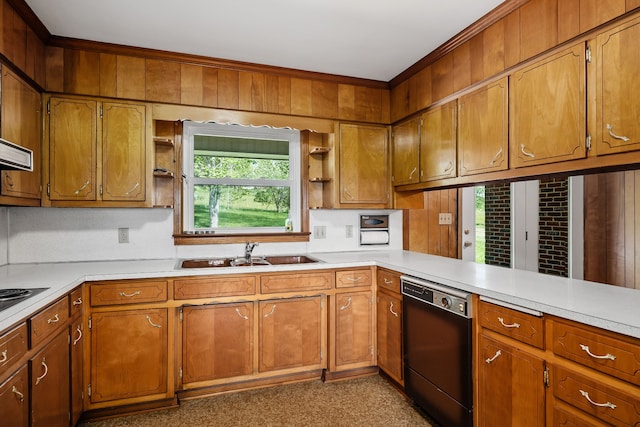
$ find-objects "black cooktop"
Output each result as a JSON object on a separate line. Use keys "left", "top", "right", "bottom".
{"left": 0, "top": 288, "right": 48, "bottom": 312}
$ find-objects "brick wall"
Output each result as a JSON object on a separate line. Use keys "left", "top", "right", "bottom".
{"left": 539, "top": 177, "right": 569, "bottom": 277}
{"left": 484, "top": 183, "right": 511, "bottom": 268}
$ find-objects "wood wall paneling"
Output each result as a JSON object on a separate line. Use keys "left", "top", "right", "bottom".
{"left": 403, "top": 189, "right": 458, "bottom": 257}
{"left": 116, "top": 55, "right": 145, "bottom": 100}
{"left": 290, "top": 77, "right": 313, "bottom": 116}
{"left": 412, "top": 66, "right": 432, "bottom": 113}
{"left": 431, "top": 52, "right": 454, "bottom": 102}
{"left": 145, "top": 59, "right": 180, "bottom": 103}
{"left": 629, "top": 0, "right": 640, "bottom": 10}
{"left": 558, "top": 0, "right": 581, "bottom": 42}
{"left": 26, "top": 25, "right": 45, "bottom": 85}
{"left": 580, "top": 0, "right": 626, "bottom": 33}
{"left": 311, "top": 80, "right": 338, "bottom": 119}
{"left": 519, "top": 0, "right": 559, "bottom": 60}
{"left": 469, "top": 33, "right": 484, "bottom": 84}
{"left": 453, "top": 41, "right": 472, "bottom": 93}
{"left": 4, "top": 4, "right": 27, "bottom": 72}
{"left": 45, "top": 46, "right": 64, "bottom": 92}
{"left": 180, "top": 63, "right": 203, "bottom": 106}
{"left": 390, "top": 79, "right": 410, "bottom": 122}
{"left": 202, "top": 67, "right": 219, "bottom": 108}
{"left": 338, "top": 84, "right": 356, "bottom": 120}
{"left": 99, "top": 53, "right": 117, "bottom": 98}
{"left": 503, "top": 9, "right": 521, "bottom": 69}
{"left": 483, "top": 19, "right": 506, "bottom": 78}
{"left": 64, "top": 49, "right": 100, "bottom": 95}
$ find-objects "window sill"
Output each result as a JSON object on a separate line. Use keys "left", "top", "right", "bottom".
{"left": 173, "top": 232, "right": 311, "bottom": 245}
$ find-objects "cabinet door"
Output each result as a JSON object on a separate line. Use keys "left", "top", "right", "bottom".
{"left": 0, "top": 365, "right": 28, "bottom": 427}
{"left": 458, "top": 78, "right": 508, "bottom": 176}
{"left": 376, "top": 291, "right": 402, "bottom": 383}
{"left": 420, "top": 101, "right": 457, "bottom": 181}
{"left": 477, "top": 334, "right": 545, "bottom": 427}
{"left": 510, "top": 43, "right": 586, "bottom": 168}
{"left": 182, "top": 302, "right": 253, "bottom": 384}
{"left": 102, "top": 102, "right": 147, "bottom": 201}
{"left": 391, "top": 117, "right": 420, "bottom": 186}
{"left": 334, "top": 290, "right": 374, "bottom": 370}
{"left": 48, "top": 97, "right": 98, "bottom": 201}
{"left": 70, "top": 319, "right": 84, "bottom": 426}
{"left": 594, "top": 15, "right": 640, "bottom": 155}
{"left": 0, "top": 68, "right": 41, "bottom": 201}
{"left": 339, "top": 123, "right": 389, "bottom": 205}
{"left": 89, "top": 308, "right": 168, "bottom": 404}
{"left": 258, "top": 296, "right": 323, "bottom": 373}
{"left": 30, "top": 330, "right": 70, "bottom": 427}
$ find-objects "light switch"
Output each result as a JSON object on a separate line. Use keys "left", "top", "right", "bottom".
{"left": 438, "top": 213, "right": 452, "bottom": 225}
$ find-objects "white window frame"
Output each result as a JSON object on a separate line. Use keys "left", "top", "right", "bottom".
{"left": 182, "top": 121, "right": 301, "bottom": 234}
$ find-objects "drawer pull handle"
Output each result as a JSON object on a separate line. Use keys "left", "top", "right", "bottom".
{"left": 520, "top": 144, "right": 535, "bottom": 158}
{"left": 498, "top": 317, "right": 520, "bottom": 329}
{"left": 346, "top": 276, "right": 363, "bottom": 283}
{"left": 12, "top": 386, "right": 24, "bottom": 401}
{"left": 340, "top": 297, "right": 352, "bottom": 311}
{"left": 119, "top": 291, "right": 141, "bottom": 298}
{"left": 35, "top": 357, "right": 48, "bottom": 385}
{"left": 4, "top": 173, "right": 14, "bottom": 188}
{"left": 606, "top": 124, "right": 629, "bottom": 142}
{"left": 579, "top": 389, "right": 617, "bottom": 409}
{"left": 73, "top": 325, "right": 83, "bottom": 346}
{"left": 490, "top": 147, "right": 503, "bottom": 165}
{"left": 389, "top": 301, "right": 398, "bottom": 317}
{"left": 47, "top": 314, "right": 60, "bottom": 324}
{"left": 264, "top": 305, "right": 276, "bottom": 318}
{"left": 485, "top": 350, "right": 502, "bottom": 364}
{"left": 146, "top": 315, "right": 162, "bottom": 328}
{"left": 73, "top": 297, "right": 83, "bottom": 306}
{"left": 0, "top": 350, "right": 7, "bottom": 363}
{"left": 235, "top": 308, "right": 249, "bottom": 320}
{"left": 383, "top": 278, "right": 393, "bottom": 285}
{"left": 579, "top": 344, "right": 616, "bottom": 361}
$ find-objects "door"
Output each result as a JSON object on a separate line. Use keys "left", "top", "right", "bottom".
{"left": 461, "top": 187, "right": 477, "bottom": 262}
{"left": 334, "top": 290, "right": 374, "bottom": 369}
{"left": 0, "top": 366, "right": 28, "bottom": 427}
{"left": 181, "top": 302, "right": 253, "bottom": 384}
{"left": 376, "top": 291, "right": 402, "bottom": 383}
{"left": 70, "top": 320, "right": 84, "bottom": 426}
{"left": 420, "top": 101, "right": 457, "bottom": 182}
{"left": 90, "top": 309, "right": 168, "bottom": 404}
{"left": 391, "top": 117, "right": 420, "bottom": 186}
{"left": 513, "top": 181, "right": 539, "bottom": 272}
{"left": 0, "top": 68, "right": 41, "bottom": 200}
{"left": 48, "top": 97, "right": 98, "bottom": 201}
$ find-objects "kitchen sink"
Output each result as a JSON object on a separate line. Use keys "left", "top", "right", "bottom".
{"left": 177, "top": 255, "right": 320, "bottom": 269}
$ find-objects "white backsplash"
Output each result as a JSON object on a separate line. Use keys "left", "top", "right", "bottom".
{"left": 4, "top": 207, "right": 402, "bottom": 264}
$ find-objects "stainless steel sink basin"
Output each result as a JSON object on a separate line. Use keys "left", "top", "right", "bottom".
{"left": 177, "top": 255, "right": 320, "bottom": 269}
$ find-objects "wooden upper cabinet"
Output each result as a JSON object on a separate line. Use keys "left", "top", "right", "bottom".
{"left": 419, "top": 101, "right": 457, "bottom": 182}
{"left": 47, "top": 97, "right": 98, "bottom": 201}
{"left": 0, "top": 67, "right": 41, "bottom": 204}
{"left": 458, "top": 78, "right": 508, "bottom": 176}
{"left": 510, "top": 43, "right": 587, "bottom": 168}
{"left": 102, "top": 102, "right": 146, "bottom": 201}
{"left": 45, "top": 95, "right": 150, "bottom": 206}
{"left": 593, "top": 14, "right": 640, "bottom": 155}
{"left": 338, "top": 123, "right": 389, "bottom": 206}
{"left": 391, "top": 117, "right": 420, "bottom": 186}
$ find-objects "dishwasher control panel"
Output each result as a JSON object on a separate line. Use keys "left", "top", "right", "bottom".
{"left": 401, "top": 276, "right": 470, "bottom": 318}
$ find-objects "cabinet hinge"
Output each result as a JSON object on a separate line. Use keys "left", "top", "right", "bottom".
{"left": 99, "top": 184, "right": 103, "bottom": 196}
{"left": 179, "top": 308, "right": 183, "bottom": 321}
{"left": 586, "top": 46, "right": 592, "bottom": 64}
{"left": 99, "top": 105, "right": 103, "bottom": 118}
{"left": 88, "top": 316, "right": 92, "bottom": 330}
{"left": 88, "top": 384, "right": 92, "bottom": 397}
{"left": 543, "top": 366, "right": 550, "bottom": 388}
{"left": 46, "top": 100, "right": 50, "bottom": 115}
{"left": 370, "top": 346, "right": 374, "bottom": 356}
{"left": 586, "top": 134, "right": 592, "bottom": 151}
{"left": 179, "top": 367, "right": 183, "bottom": 379}
{"left": 320, "top": 348, "right": 323, "bottom": 360}
{"left": 46, "top": 183, "right": 50, "bottom": 197}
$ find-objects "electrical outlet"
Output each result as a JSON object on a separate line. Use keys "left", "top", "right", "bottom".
{"left": 438, "top": 213, "right": 453, "bottom": 225}
{"left": 345, "top": 225, "right": 353, "bottom": 238}
{"left": 118, "top": 227, "right": 129, "bottom": 243}
{"left": 314, "top": 226, "right": 326, "bottom": 239}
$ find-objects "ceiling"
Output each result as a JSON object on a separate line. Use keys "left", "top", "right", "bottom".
{"left": 24, "top": 0, "right": 505, "bottom": 82}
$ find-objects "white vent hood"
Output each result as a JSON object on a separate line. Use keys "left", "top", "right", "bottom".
{"left": 0, "top": 138, "right": 33, "bottom": 171}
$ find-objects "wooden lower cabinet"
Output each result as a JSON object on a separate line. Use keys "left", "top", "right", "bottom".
{"left": 88, "top": 308, "right": 169, "bottom": 405}
{"left": 0, "top": 365, "right": 29, "bottom": 427}
{"left": 332, "top": 290, "right": 374, "bottom": 371}
{"left": 181, "top": 302, "right": 253, "bottom": 385}
{"left": 70, "top": 318, "right": 84, "bottom": 426}
{"left": 476, "top": 333, "right": 546, "bottom": 427}
{"left": 30, "top": 330, "right": 70, "bottom": 427}
{"left": 376, "top": 290, "right": 402, "bottom": 384}
{"left": 258, "top": 296, "right": 324, "bottom": 373}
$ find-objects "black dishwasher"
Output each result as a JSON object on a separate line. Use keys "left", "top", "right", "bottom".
{"left": 402, "top": 276, "right": 473, "bottom": 427}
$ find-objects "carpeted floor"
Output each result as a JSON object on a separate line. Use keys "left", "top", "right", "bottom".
{"left": 79, "top": 375, "right": 433, "bottom": 426}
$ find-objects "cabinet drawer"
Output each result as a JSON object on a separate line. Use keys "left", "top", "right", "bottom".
{"left": 261, "top": 271, "right": 333, "bottom": 293}
{"left": 336, "top": 268, "right": 372, "bottom": 288}
{"left": 552, "top": 318, "right": 640, "bottom": 386}
{"left": 174, "top": 275, "right": 256, "bottom": 299}
{"left": 553, "top": 364, "right": 640, "bottom": 426}
{"left": 30, "top": 298, "right": 69, "bottom": 347}
{"left": 0, "top": 323, "right": 28, "bottom": 378}
{"left": 552, "top": 400, "right": 609, "bottom": 427}
{"left": 90, "top": 280, "right": 168, "bottom": 306}
{"left": 376, "top": 268, "right": 401, "bottom": 294}
{"left": 478, "top": 299, "right": 544, "bottom": 349}
{"left": 69, "top": 286, "right": 83, "bottom": 317}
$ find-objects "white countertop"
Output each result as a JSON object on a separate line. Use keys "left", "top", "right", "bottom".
{"left": 1, "top": 251, "right": 639, "bottom": 339}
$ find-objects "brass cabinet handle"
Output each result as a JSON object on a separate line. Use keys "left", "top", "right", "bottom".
{"left": 579, "top": 344, "right": 616, "bottom": 360}
{"left": 119, "top": 290, "right": 141, "bottom": 297}
{"left": 3, "top": 172, "right": 13, "bottom": 188}
{"left": 339, "top": 296, "right": 352, "bottom": 311}
{"left": 124, "top": 182, "right": 140, "bottom": 196}
{"left": 443, "top": 161, "right": 453, "bottom": 173}
{"left": 606, "top": 124, "right": 629, "bottom": 142}
{"left": 47, "top": 314, "right": 60, "bottom": 324}
{"left": 343, "top": 187, "right": 354, "bottom": 200}
{"left": 579, "top": 389, "right": 616, "bottom": 409}
{"left": 520, "top": 144, "right": 535, "bottom": 158}
{"left": 72, "top": 297, "right": 83, "bottom": 306}
{"left": 0, "top": 349, "right": 7, "bottom": 363}
{"left": 383, "top": 278, "right": 393, "bottom": 285}
{"left": 235, "top": 308, "right": 249, "bottom": 320}
{"left": 485, "top": 350, "right": 502, "bottom": 364}
{"left": 408, "top": 167, "right": 417, "bottom": 180}
{"left": 73, "top": 325, "right": 83, "bottom": 346}
{"left": 12, "top": 386, "right": 24, "bottom": 402}
{"left": 146, "top": 315, "right": 162, "bottom": 328}
{"left": 35, "top": 357, "right": 48, "bottom": 385}
{"left": 389, "top": 301, "right": 398, "bottom": 318}
{"left": 74, "top": 180, "right": 90, "bottom": 195}
{"left": 498, "top": 317, "right": 520, "bottom": 329}
{"left": 264, "top": 304, "right": 276, "bottom": 318}
{"left": 346, "top": 276, "right": 363, "bottom": 283}
{"left": 490, "top": 148, "right": 503, "bottom": 165}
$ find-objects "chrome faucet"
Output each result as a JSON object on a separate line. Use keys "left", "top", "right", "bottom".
{"left": 245, "top": 242, "right": 258, "bottom": 262}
